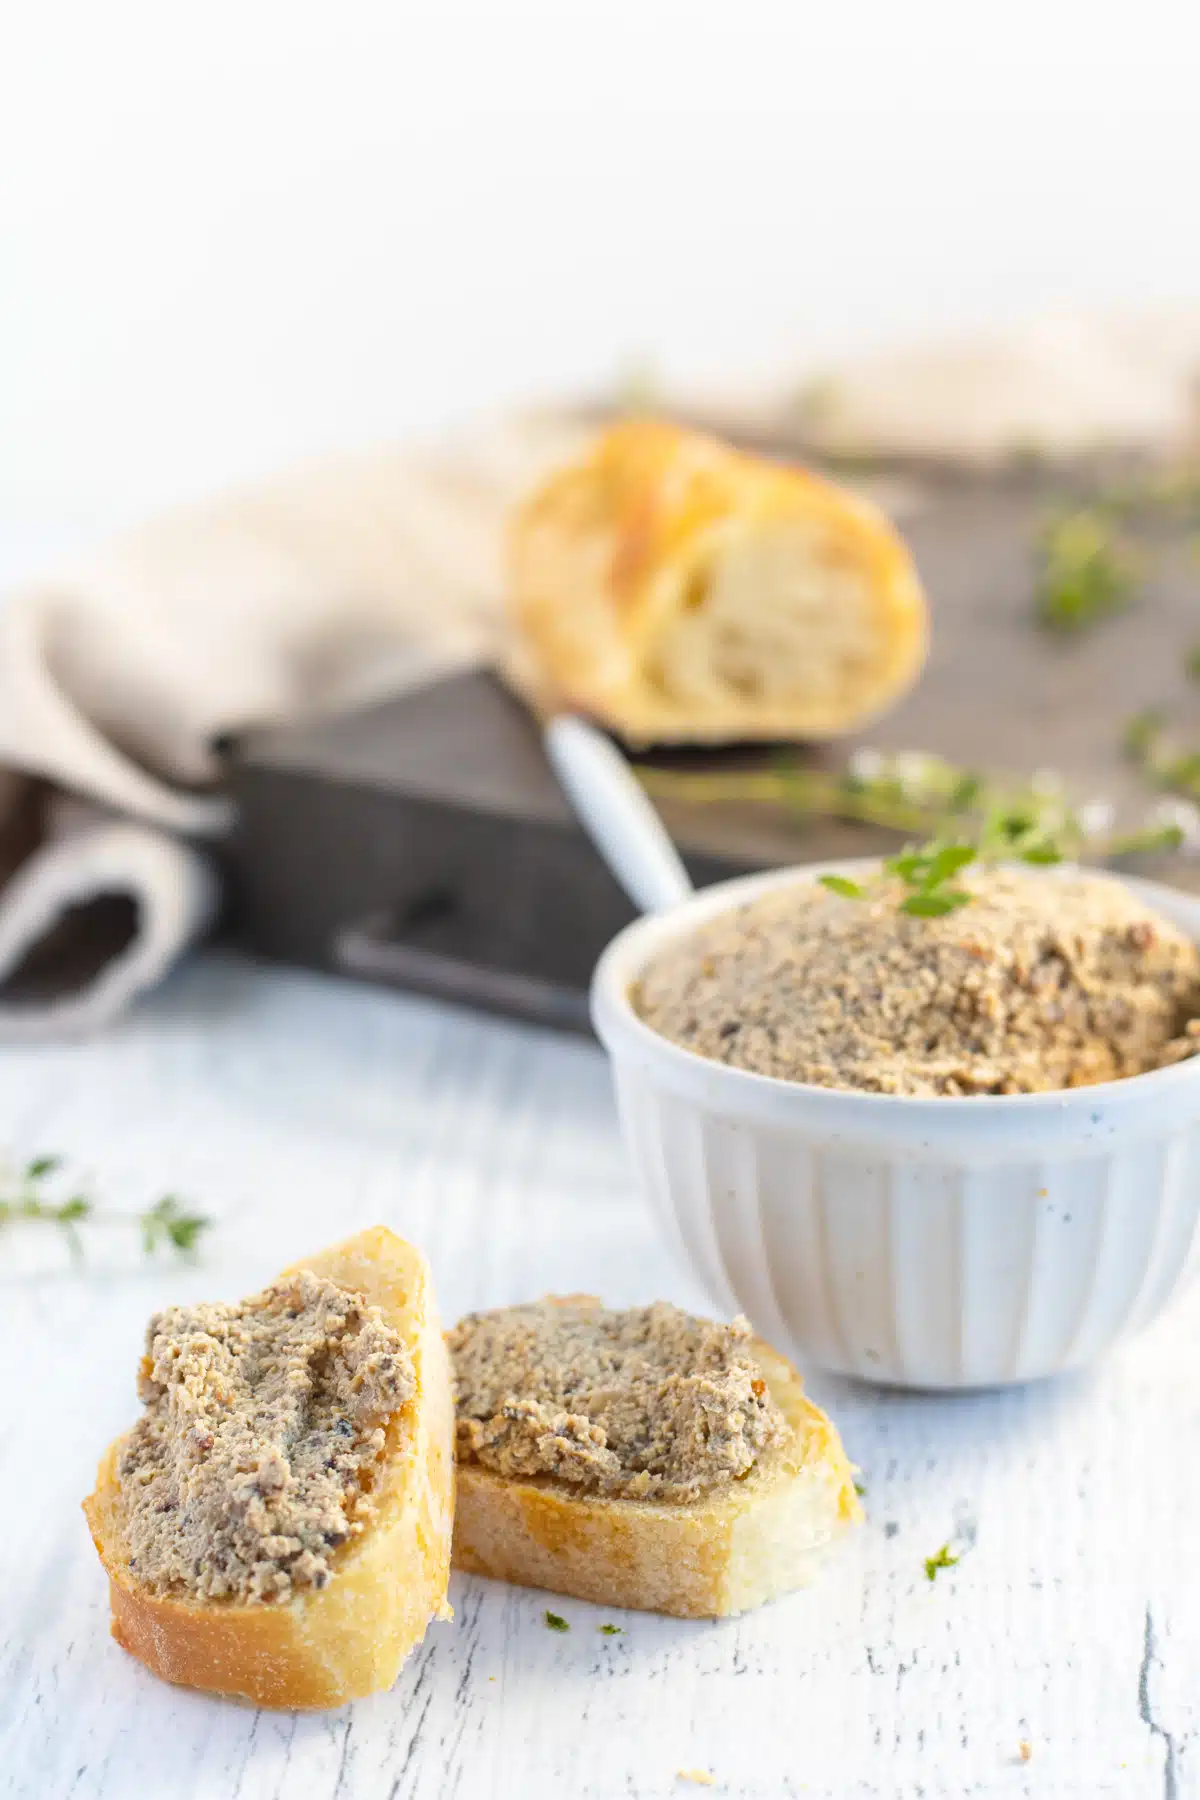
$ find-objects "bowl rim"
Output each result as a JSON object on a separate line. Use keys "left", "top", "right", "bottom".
{"left": 590, "top": 857, "right": 1200, "bottom": 1117}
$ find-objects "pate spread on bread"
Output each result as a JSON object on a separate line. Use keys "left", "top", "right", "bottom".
{"left": 84, "top": 1228, "right": 455, "bottom": 1709}
{"left": 449, "top": 1295, "right": 859, "bottom": 1618}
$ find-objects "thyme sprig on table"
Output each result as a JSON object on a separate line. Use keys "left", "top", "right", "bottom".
{"left": 0, "top": 1155, "right": 211, "bottom": 1262}
{"left": 1033, "top": 506, "right": 1140, "bottom": 634}
{"left": 1027, "top": 455, "right": 1200, "bottom": 639}
{"left": 638, "top": 749, "right": 1184, "bottom": 875}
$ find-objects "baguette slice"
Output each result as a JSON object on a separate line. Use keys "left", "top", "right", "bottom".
{"left": 452, "top": 1334, "right": 859, "bottom": 1618}
{"left": 508, "top": 416, "right": 928, "bottom": 745}
{"left": 83, "top": 1226, "right": 454, "bottom": 1709}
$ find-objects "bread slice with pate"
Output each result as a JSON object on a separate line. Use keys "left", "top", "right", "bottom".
{"left": 448, "top": 1296, "right": 859, "bottom": 1619}
{"left": 84, "top": 1227, "right": 454, "bottom": 1709}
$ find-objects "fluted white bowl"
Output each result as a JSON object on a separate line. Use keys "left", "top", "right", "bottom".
{"left": 592, "top": 861, "right": 1200, "bottom": 1389}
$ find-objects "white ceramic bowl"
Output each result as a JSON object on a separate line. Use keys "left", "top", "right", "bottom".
{"left": 592, "top": 861, "right": 1200, "bottom": 1389}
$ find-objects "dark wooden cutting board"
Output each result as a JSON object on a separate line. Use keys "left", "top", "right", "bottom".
{"left": 225, "top": 466, "right": 1200, "bottom": 1029}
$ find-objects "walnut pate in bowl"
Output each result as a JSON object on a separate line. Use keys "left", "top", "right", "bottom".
{"left": 592, "top": 861, "right": 1200, "bottom": 1389}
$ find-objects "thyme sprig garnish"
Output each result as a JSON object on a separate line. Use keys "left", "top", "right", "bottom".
{"left": 887, "top": 842, "right": 978, "bottom": 917}
{"left": 0, "top": 1155, "right": 211, "bottom": 1262}
{"left": 816, "top": 874, "right": 867, "bottom": 901}
{"left": 1033, "top": 506, "right": 1139, "bottom": 633}
{"left": 818, "top": 809, "right": 1066, "bottom": 918}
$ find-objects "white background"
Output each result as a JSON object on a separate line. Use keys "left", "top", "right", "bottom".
{"left": 3, "top": 0, "right": 1200, "bottom": 527}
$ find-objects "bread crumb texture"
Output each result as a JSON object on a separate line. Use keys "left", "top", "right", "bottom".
{"left": 448, "top": 1299, "right": 784, "bottom": 1501}
{"left": 117, "top": 1270, "right": 414, "bottom": 1603}
{"left": 633, "top": 867, "right": 1200, "bottom": 1096}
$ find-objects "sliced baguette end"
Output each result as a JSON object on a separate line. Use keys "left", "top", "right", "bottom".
{"left": 452, "top": 1338, "right": 858, "bottom": 1619}
{"left": 84, "top": 1226, "right": 455, "bottom": 1709}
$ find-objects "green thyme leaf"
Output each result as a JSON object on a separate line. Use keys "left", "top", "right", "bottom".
{"left": 946, "top": 773, "right": 983, "bottom": 812}
{"left": 924, "top": 1544, "right": 960, "bottom": 1581}
{"left": 24, "top": 1155, "right": 62, "bottom": 1181}
{"left": 920, "top": 844, "right": 977, "bottom": 886}
{"left": 599, "top": 1623, "right": 623, "bottom": 1635}
{"left": 544, "top": 1610, "right": 570, "bottom": 1632}
{"left": 853, "top": 1480, "right": 867, "bottom": 1498}
{"left": 885, "top": 850, "right": 927, "bottom": 885}
{"left": 1019, "top": 845, "right": 1063, "bottom": 865}
{"left": 817, "top": 874, "right": 866, "bottom": 900}
{"left": 994, "top": 809, "right": 1038, "bottom": 843}
{"left": 140, "top": 1195, "right": 211, "bottom": 1258}
{"left": 900, "top": 891, "right": 972, "bottom": 918}
{"left": 1034, "top": 508, "right": 1138, "bottom": 633}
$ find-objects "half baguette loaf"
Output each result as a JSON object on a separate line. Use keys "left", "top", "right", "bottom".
{"left": 452, "top": 1332, "right": 858, "bottom": 1619}
{"left": 508, "top": 416, "right": 928, "bottom": 745}
{"left": 83, "top": 1226, "right": 454, "bottom": 1709}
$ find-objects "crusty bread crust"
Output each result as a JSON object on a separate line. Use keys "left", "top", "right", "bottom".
{"left": 508, "top": 417, "right": 928, "bottom": 745}
{"left": 83, "top": 1227, "right": 455, "bottom": 1709}
{"left": 452, "top": 1338, "right": 859, "bottom": 1618}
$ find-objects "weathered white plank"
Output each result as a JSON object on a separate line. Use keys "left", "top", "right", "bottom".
{"left": 0, "top": 952, "right": 1195, "bottom": 1799}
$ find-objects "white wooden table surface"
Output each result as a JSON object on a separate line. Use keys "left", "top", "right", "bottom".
{"left": 0, "top": 954, "right": 1197, "bottom": 1799}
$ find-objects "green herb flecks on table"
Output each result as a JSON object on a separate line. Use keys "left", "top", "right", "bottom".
{"left": 924, "top": 1543, "right": 960, "bottom": 1582}
{"left": 1034, "top": 507, "right": 1139, "bottom": 634}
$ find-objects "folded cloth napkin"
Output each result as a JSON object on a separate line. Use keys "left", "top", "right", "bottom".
{"left": 0, "top": 414, "right": 588, "bottom": 1039}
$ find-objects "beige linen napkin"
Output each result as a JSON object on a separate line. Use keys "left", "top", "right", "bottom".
{"left": 0, "top": 415, "right": 588, "bottom": 1039}
{"left": 697, "top": 306, "right": 1200, "bottom": 463}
